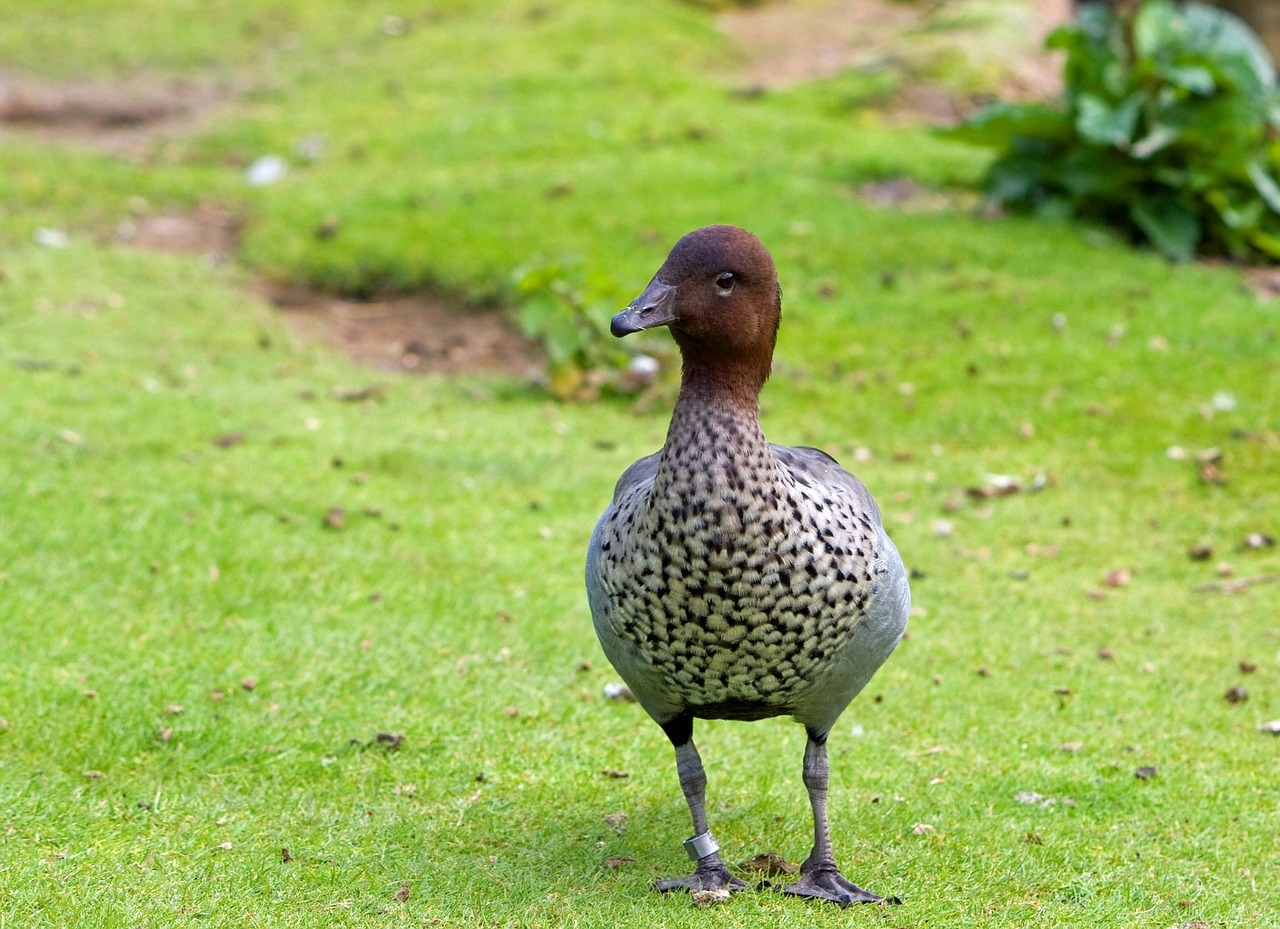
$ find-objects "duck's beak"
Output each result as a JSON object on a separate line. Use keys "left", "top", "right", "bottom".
{"left": 611, "top": 280, "right": 677, "bottom": 337}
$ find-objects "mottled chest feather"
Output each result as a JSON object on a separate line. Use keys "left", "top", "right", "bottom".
{"left": 593, "top": 409, "right": 886, "bottom": 713}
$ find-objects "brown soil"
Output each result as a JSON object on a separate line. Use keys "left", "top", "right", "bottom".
{"left": 125, "top": 201, "right": 242, "bottom": 258}
{"left": 719, "top": 0, "right": 920, "bottom": 89}
{"left": 263, "top": 282, "right": 543, "bottom": 378}
{"left": 719, "top": 0, "right": 1074, "bottom": 120}
{"left": 0, "top": 73, "right": 225, "bottom": 157}
{"left": 116, "top": 205, "right": 542, "bottom": 377}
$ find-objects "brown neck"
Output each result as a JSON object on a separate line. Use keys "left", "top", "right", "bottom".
{"left": 648, "top": 349, "right": 776, "bottom": 507}
{"left": 657, "top": 352, "right": 772, "bottom": 477}
{"left": 671, "top": 328, "right": 773, "bottom": 414}
{"left": 677, "top": 357, "right": 768, "bottom": 412}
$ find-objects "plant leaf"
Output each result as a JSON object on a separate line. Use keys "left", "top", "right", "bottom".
{"left": 543, "top": 331, "right": 578, "bottom": 364}
{"left": 1248, "top": 228, "right": 1280, "bottom": 259}
{"left": 1075, "top": 94, "right": 1141, "bottom": 147}
{"left": 1207, "top": 187, "right": 1264, "bottom": 231}
{"left": 1181, "top": 2, "right": 1275, "bottom": 96}
{"left": 945, "top": 102, "right": 1071, "bottom": 148}
{"left": 1246, "top": 160, "right": 1280, "bottom": 215}
{"left": 1133, "top": 0, "right": 1180, "bottom": 60}
{"left": 517, "top": 295, "right": 557, "bottom": 339}
{"left": 1130, "top": 124, "right": 1180, "bottom": 159}
{"left": 1153, "top": 63, "right": 1215, "bottom": 96}
{"left": 1059, "top": 147, "right": 1141, "bottom": 198}
{"left": 1131, "top": 196, "right": 1200, "bottom": 261}
{"left": 985, "top": 153, "right": 1058, "bottom": 205}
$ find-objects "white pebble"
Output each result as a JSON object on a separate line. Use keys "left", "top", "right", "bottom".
{"left": 1210, "top": 391, "right": 1237, "bottom": 412}
{"left": 246, "top": 156, "right": 288, "bottom": 186}
{"left": 34, "top": 228, "right": 67, "bottom": 248}
{"left": 603, "top": 682, "right": 636, "bottom": 702}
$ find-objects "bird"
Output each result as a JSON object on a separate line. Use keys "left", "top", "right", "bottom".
{"left": 585, "top": 224, "right": 910, "bottom": 906}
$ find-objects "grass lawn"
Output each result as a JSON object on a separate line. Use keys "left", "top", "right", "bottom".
{"left": 1, "top": 1, "right": 1278, "bottom": 927}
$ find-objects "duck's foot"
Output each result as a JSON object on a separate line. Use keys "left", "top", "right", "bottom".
{"left": 780, "top": 865, "right": 897, "bottom": 906}
{"left": 654, "top": 862, "right": 748, "bottom": 895}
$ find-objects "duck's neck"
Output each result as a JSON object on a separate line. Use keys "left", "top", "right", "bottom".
{"left": 657, "top": 357, "right": 771, "bottom": 480}
{"left": 676, "top": 356, "right": 767, "bottom": 416}
{"left": 666, "top": 322, "right": 776, "bottom": 422}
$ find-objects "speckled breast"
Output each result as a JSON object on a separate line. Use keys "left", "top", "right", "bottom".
{"left": 596, "top": 446, "right": 883, "bottom": 717}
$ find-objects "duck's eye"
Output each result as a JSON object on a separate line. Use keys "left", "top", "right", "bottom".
{"left": 715, "top": 272, "right": 735, "bottom": 294}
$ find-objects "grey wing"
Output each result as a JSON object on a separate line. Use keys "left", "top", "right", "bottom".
{"left": 607, "top": 451, "right": 661, "bottom": 507}
{"left": 771, "top": 444, "right": 883, "bottom": 525}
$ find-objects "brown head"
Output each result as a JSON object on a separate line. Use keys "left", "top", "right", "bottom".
{"left": 612, "top": 225, "right": 781, "bottom": 392}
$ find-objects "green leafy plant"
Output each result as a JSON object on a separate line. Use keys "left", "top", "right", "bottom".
{"left": 947, "top": 0, "right": 1280, "bottom": 261}
{"left": 512, "top": 258, "right": 669, "bottom": 400}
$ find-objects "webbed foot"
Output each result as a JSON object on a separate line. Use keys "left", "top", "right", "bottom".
{"left": 781, "top": 865, "right": 897, "bottom": 906}
{"left": 654, "top": 860, "right": 748, "bottom": 895}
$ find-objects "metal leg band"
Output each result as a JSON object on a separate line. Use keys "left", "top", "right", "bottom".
{"left": 682, "top": 829, "right": 719, "bottom": 861}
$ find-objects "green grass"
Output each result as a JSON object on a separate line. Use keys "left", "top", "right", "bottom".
{"left": 2, "top": 1, "right": 1279, "bottom": 927}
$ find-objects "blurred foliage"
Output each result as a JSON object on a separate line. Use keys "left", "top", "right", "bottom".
{"left": 948, "top": 0, "right": 1280, "bottom": 261}
{"left": 512, "top": 258, "right": 669, "bottom": 401}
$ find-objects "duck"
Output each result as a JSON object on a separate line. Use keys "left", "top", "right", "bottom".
{"left": 585, "top": 225, "right": 911, "bottom": 905}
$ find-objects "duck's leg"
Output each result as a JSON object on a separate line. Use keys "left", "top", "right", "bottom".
{"left": 653, "top": 715, "right": 747, "bottom": 894}
{"left": 782, "top": 731, "right": 890, "bottom": 905}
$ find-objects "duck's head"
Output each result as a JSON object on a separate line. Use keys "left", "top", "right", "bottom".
{"left": 612, "top": 225, "right": 781, "bottom": 374}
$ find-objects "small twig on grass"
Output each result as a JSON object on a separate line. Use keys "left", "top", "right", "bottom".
{"left": 1193, "top": 573, "right": 1280, "bottom": 595}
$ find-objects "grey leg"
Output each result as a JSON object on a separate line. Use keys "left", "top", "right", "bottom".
{"left": 781, "top": 733, "right": 889, "bottom": 905}
{"left": 653, "top": 738, "right": 747, "bottom": 894}
{"left": 676, "top": 740, "right": 710, "bottom": 835}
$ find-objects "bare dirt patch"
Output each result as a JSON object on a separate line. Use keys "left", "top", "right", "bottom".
{"left": 1242, "top": 265, "right": 1280, "bottom": 300}
{"left": 719, "top": 0, "right": 919, "bottom": 89}
{"left": 0, "top": 73, "right": 226, "bottom": 157}
{"left": 853, "top": 176, "right": 976, "bottom": 212}
{"left": 265, "top": 283, "right": 542, "bottom": 379}
{"left": 719, "top": 0, "right": 1074, "bottom": 120}
{"left": 109, "top": 201, "right": 542, "bottom": 378}
{"left": 122, "top": 200, "right": 242, "bottom": 259}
